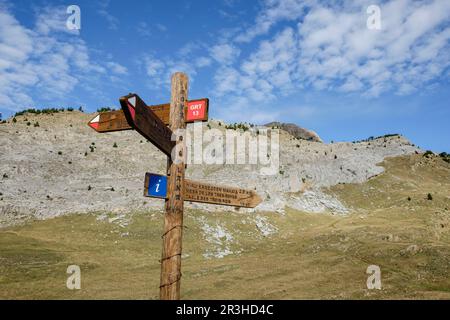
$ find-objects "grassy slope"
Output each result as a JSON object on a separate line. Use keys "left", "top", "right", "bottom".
{"left": 0, "top": 154, "right": 449, "bottom": 299}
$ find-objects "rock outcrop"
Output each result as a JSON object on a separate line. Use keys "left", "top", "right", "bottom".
{"left": 265, "top": 122, "right": 322, "bottom": 142}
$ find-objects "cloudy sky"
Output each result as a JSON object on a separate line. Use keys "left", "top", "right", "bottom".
{"left": 0, "top": 0, "right": 449, "bottom": 151}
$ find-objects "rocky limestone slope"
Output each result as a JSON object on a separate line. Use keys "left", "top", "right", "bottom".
{"left": 265, "top": 122, "right": 323, "bottom": 142}
{"left": 0, "top": 111, "right": 420, "bottom": 227}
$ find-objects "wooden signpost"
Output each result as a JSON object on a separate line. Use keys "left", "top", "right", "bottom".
{"left": 120, "top": 93, "right": 175, "bottom": 157}
{"left": 145, "top": 173, "right": 262, "bottom": 208}
{"left": 88, "top": 72, "right": 262, "bottom": 300}
{"left": 88, "top": 99, "right": 209, "bottom": 132}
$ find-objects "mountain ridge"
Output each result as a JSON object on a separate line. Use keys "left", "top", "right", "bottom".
{"left": 0, "top": 111, "right": 420, "bottom": 227}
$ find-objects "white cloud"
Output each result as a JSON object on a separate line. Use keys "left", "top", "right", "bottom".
{"left": 97, "top": 0, "right": 119, "bottom": 30}
{"left": 195, "top": 56, "right": 212, "bottom": 68}
{"left": 209, "top": 43, "right": 241, "bottom": 65}
{"left": 141, "top": 42, "right": 213, "bottom": 91}
{"left": 136, "top": 22, "right": 152, "bottom": 37}
{"left": 215, "top": 0, "right": 450, "bottom": 101}
{"left": 295, "top": 0, "right": 450, "bottom": 96}
{"left": 106, "top": 62, "right": 128, "bottom": 75}
{"left": 156, "top": 23, "right": 167, "bottom": 32}
{"left": 35, "top": 5, "right": 79, "bottom": 35}
{"left": 214, "top": 27, "right": 296, "bottom": 100}
{"left": 141, "top": 54, "right": 200, "bottom": 90}
{"left": 0, "top": 7, "right": 127, "bottom": 111}
{"left": 235, "top": 0, "right": 310, "bottom": 43}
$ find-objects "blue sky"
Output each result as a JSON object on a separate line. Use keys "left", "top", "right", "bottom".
{"left": 1, "top": 0, "right": 449, "bottom": 152}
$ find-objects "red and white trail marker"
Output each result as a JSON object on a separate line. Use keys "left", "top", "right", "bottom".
{"left": 88, "top": 115, "right": 100, "bottom": 131}
{"left": 87, "top": 98, "right": 209, "bottom": 133}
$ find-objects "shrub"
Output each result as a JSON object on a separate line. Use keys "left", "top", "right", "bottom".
{"left": 14, "top": 108, "right": 73, "bottom": 116}
{"left": 113, "top": 143, "right": 118, "bottom": 148}
{"left": 88, "top": 185, "right": 92, "bottom": 191}
{"left": 354, "top": 134, "right": 400, "bottom": 143}
{"left": 439, "top": 152, "right": 450, "bottom": 163}
{"left": 407, "top": 197, "right": 411, "bottom": 201}
{"left": 427, "top": 193, "right": 433, "bottom": 201}
{"left": 58, "top": 151, "right": 62, "bottom": 155}
{"left": 97, "top": 107, "right": 113, "bottom": 113}
{"left": 423, "top": 150, "right": 434, "bottom": 158}
{"left": 225, "top": 122, "right": 250, "bottom": 131}
{"left": 34, "top": 122, "right": 39, "bottom": 127}
{"left": 12, "top": 118, "right": 17, "bottom": 123}
{"left": 26, "top": 122, "right": 31, "bottom": 126}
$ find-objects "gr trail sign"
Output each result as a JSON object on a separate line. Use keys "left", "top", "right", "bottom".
{"left": 88, "top": 99, "right": 209, "bottom": 133}
{"left": 186, "top": 99, "right": 208, "bottom": 122}
{"left": 87, "top": 72, "right": 262, "bottom": 300}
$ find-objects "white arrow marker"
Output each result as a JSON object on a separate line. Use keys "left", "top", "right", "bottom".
{"left": 128, "top": 96, "right": 136, "bottom": 107}
{"left": 127, "top": 96, "right": 137, "bottom": 120}
{"left": 88, "top": 114, "right": 100, "bottom": 130}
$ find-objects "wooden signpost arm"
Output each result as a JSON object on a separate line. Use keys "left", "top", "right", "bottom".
{"left": 91, "top": 72, "right": 262, "bottom": 299}
{"left": 160, "top": 72, "right": 188, "bottom": 300}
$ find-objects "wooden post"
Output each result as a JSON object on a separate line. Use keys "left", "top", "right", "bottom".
{"left": 159, "top": 72, "right": 188, "bottom": 300}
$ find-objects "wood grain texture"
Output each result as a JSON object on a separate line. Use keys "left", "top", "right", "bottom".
{"left": 184, "top": 180, "right": 262, "bottom": 208}
{"left": 119, "top": 94, "right": 175, "bottom": 157}
{"left": 143, "top": 176, "right": 262, "bottom": 208}
{"left": 160, "top": 73, "right": 188, "bottom": 300}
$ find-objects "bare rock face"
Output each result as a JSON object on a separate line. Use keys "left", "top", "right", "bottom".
{"left": 265, "top": 122, "right": 322, "bottom": 142}
{"left": 0, "top": 112, "right": 420, "bottom": 227}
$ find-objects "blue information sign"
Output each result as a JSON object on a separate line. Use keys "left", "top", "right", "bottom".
{"left": 146, "top": 173, "right": 167, "bottom": 198}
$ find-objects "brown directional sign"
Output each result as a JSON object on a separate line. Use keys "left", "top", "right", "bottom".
{"left": 87, "top": 110, "right": 131, "bottom": 132}
{"left": 144, "top": 173, "right": 262, "bottom": 208}
{"left": 86, "top": 72, "right": 263, "bottom": 300}
{"left": 185, "top": 179, "right": 262, "bottom": 208}
{"left": 120, "top": 94, "right": 175, "bottom": 157}
{"left": 88, "top": 98, "right": 209, "bottom": 133}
